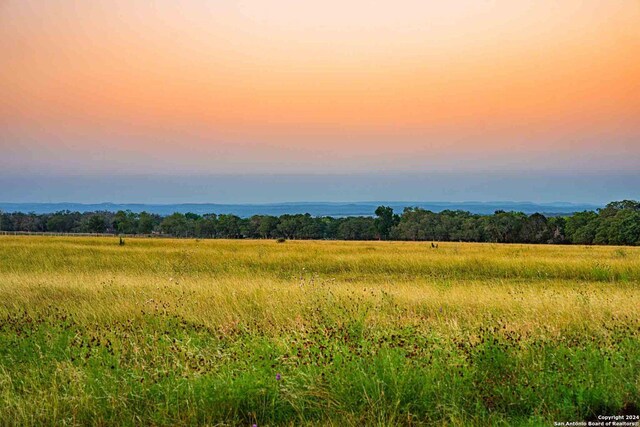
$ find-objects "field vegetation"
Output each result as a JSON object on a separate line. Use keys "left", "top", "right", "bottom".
{"left": 0, "top": 236, "right": 639, "bottom": 425}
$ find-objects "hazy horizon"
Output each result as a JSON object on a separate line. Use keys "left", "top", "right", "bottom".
{"left": 1, "top": 172, "right": 637, "bottom": 205}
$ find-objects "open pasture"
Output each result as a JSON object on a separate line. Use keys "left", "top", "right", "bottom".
{"left": 0, "top": 236, "right": 639, "bottom": 426}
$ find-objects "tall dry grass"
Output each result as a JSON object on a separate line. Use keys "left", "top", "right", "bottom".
{"left": 0, "top": 236, "right": 638, "bottom": 425}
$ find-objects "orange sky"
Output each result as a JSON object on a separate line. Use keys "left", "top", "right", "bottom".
{"left": 1, "top": 0, "right": 639, "bottom": 174}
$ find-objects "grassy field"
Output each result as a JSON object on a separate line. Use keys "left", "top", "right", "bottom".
{"left": 0, "top": 236, "right": 639, "bottom": 426}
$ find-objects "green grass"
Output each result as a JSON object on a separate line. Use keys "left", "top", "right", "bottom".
{"left": 0, "top": 236, "right": 639, "bottom": 426}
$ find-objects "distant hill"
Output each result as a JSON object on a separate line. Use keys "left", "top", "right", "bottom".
{"left": 0, "top": 201, "right": 601, "bottom": 217}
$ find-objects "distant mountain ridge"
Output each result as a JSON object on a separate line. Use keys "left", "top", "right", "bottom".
{"left": 0, "top": 201, "right": 602, "bottom": 217}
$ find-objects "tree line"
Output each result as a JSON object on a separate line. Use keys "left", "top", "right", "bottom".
{"left": 1, "top": 200, "right": 639, "bottom": 245}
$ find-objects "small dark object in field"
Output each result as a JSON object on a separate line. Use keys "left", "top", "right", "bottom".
{"left": 119, "top": 236, "right": 125, "bottom": 246}
{"left": 276, "top": 238, "right": 286, "bottom": 243}
{"left": 431, "top": 242, "right": 438, "bottom": 249}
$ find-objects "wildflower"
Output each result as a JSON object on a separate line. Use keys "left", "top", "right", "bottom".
{"left": 276, "top": 373, "right": 281, "bottom": 381}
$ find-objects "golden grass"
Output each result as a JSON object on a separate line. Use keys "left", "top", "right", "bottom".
{"left": 1, "top": 236, "right": 639, "bottom": 425}
{"left": 1, "top": 236, "right": 638, "bottom": 326}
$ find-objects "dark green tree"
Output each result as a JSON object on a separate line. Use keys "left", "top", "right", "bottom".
{"left": 196, "top": 214, "right": 218, "bottom": 238}
{"left": 138, "top": 211, "right": 157, "bottom": 234}
{"left": 374, "top": 206, "right": 398, "bottom": 240}
{"left": 217, "top": 214, "right": 242, "bottom": 238}
{"left": 86, "top": 214, "right": 107, "bottom": 233}
{"left": 113, "top": 210, "right": 137, "bottom": 234}
{"left": 565, "top": 211, "right": 598, "bottom": 244}
{"left": 160, "top": 213, "right": 189, "bottom": 236}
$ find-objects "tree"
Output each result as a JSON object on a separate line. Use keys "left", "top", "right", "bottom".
{"left": 608, "top": 210, "right": 640, "bottom": 246}
{"left": 46, "top": 211, "right": 80, "bottom": 232}
{"left": 0, "top": 211, "right": 12, "bottom": 231}
{"left": 277, "top": 214, "right": 320, "bottom": 239}
{"left": 522, "top": 213, "right": 551, "bottom": 244}
{"left": 336, "top": 217, "right": 376, "bottom": 240}
{"left": 138, "top": 211, "right": 157, "bottom": 234}
{"left": 602, "top": 200, "right": 640, "bottom": 212}
{"left": 484, "top": 211, "right": 527, "bottom": 243}
{"left": 217, "top": 214, "right": 242, "bottom": 238}
{"left": 113, "top": 210, "right": 137, "bottom": 234}
{"left": 256, "top": 215, "right": 279, "bottom": 238}
{"left": 86, "top": 214, "right": 107, "bottom": 233}
{"left": 160, "top": 213, "right": 189, "bottom": 236}
{"left": 1, "top": 200, "right": 637, "bottom": 245}
{"left": 595, "top": 209, "right": 640, "bottom": 246}
{"left": 390, "top": 208, "right": 435, "bottom": 241}
{"left": 547, "top": 216, "right": 567, "bottom": 244}
{"left": 196, "top": 214, "right": 218, "bottom": 238}
{"left": 374, "top": 206, "right": 398, "bottom": 240}
{"left": 565, "top": 211, "right": 598, "bottom": 244}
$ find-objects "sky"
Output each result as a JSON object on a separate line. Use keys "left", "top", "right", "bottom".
{"left": 1, "top": 1, "right": 639, "bottom": 203}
